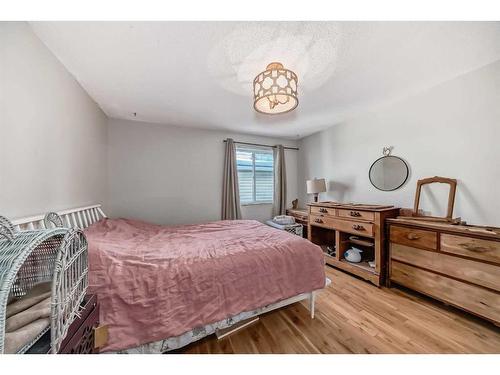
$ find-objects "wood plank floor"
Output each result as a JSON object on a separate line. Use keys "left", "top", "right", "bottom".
{"left": 178, "top": 266, "right": 500, "bottom": 354}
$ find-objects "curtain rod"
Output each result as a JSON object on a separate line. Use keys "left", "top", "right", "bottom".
{"left": 223, "top": 139, "right": 299, "bottom": 151}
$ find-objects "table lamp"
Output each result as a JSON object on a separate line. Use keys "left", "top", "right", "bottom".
{"left": 306, "top": 178, "right": 327, "bottom": 202}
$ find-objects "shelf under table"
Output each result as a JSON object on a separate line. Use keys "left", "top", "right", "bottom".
{"left": 339, "top": 259, "right": 375, "bottom": 274}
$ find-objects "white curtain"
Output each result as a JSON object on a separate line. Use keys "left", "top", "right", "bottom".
{"left": 221, "top": 138, "right": 242, "bottom": 220}
{"left": 272, "top": 145, "right": 287, "bottom": 217}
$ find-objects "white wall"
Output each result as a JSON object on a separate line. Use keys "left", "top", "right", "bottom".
{"left": 298, "top": 60, "right": 500, "bottom": 226}
{"left": 0, "top": 22, "right": 108, "bottom": 219}
{"left": 4, "top": 21, "right": 497, "bottom": 227}
{"left": 107, "top": 119, "right": 299, "bottom": 225}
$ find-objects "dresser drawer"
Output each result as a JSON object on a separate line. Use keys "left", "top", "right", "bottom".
{"left": 441, "top": 234, "right": 500, "bottom": 264}
{"left": 390, "top": 225, "right": 437, "bottom": 250}
{"left": 310, "top": 215, "right": 374, "bottom": 237}
{"left": 310, "top": 206, "right": 335, "bottom": 216}
{"left": 390, "top": 244, "right": 500, "bottom": 292}
{"left": 390, "top": 261, "right": 500, "bottom": 324}
{"left": 337, "top": 209, "right": 374, "bottom": 222}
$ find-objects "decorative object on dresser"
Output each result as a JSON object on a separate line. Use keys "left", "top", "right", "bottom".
{"left": 306, "top": 178, "right": 327, "bottom": 202}
{"left": 387, "top": 218, "right": 500, "bottom": 326}
{"left": 408, "top": 176, "right": 460, "bottom": 223}
{"left": 369, "top": 147, "right": 409, "bottom": 191}
{"left": 0, "top": 213, "right": 98, "bottom": 354}
{"left": 344, "top": 247, "right": 363, "bottom": 263}
{"left": 307, "top": 202, "right": 399, "bottom": 286}
{"left": 286, "top": 207, "right": 309, "bottom": 238}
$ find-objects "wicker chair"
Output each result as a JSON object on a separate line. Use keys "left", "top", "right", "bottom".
{"left": 0, "top": 213, "right": 88, "bottom": 354}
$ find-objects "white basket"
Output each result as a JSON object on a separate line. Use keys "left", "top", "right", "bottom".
{"left": 265, "top": 220, "right": 303, "bottom": 237}
{"left": 0, "top": 213, "right": 88, "bottom": 354}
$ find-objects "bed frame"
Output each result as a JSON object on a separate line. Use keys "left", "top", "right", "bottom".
{"left": 11, "top": 205, "right": 106, "bottom": 231}
{"left": 12, "top": 204, "right": 322, "bottom": 351}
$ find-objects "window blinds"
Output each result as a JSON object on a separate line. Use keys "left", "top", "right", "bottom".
{"left": 236, "top": 146, "right": 274, "bottom": 204}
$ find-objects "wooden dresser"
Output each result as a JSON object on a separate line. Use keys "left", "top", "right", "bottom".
{"left": 387, "top": 218, "right": 500, "bottom": 326}
{"left": 307, "top": 202, "right": 399, "bottom": 286}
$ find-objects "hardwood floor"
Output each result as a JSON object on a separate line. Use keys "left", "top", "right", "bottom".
{"left": 178, "top": 266, "right": 500, "bottom": 354}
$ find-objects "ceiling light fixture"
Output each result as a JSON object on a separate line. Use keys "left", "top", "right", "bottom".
{"left": 253, "top": 62, "right": 298, "bottom": 115}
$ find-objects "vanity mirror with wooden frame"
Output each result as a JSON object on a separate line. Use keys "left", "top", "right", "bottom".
{"left": 412, "top": 176, "right": 458, "bottom": 223}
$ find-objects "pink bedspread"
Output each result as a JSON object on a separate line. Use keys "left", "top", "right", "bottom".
{"left": 84, "top": 218, "right": 325, "bottom": 352}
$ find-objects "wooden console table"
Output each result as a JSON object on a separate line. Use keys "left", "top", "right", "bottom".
{"left": 307, "top": 202, "right": 399, "bottom": 286}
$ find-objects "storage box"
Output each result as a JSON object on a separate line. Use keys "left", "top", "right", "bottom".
{"left": 265, "top": 220, "right": 303, "bottom": 237}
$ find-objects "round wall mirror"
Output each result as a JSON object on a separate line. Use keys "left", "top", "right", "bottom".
{"left": 369, "top": 153, "right": 409, "bottom": 191}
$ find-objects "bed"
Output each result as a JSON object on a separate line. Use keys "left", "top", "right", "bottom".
{"left": 12, "top": 205, "right": 327, "bottom": 353}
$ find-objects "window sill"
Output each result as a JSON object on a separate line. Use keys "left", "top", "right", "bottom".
{"left": 241, "top": 202, "right": 273, "bottom": 207}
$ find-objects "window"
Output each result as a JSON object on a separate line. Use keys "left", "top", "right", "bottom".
{"left": 236, "top": 146, "right": 274, "bottom": 204}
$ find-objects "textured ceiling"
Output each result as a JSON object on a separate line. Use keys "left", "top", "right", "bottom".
{"left": 31, "top": 21, "right": 500, "bottom": 139}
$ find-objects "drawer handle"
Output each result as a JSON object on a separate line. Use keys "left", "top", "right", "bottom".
{"left": 352, "top": 224, "right": 365, "bottom": 231}
{"left": 314, "top": 218, "right": 324, "bottom": 224}
{"left": 407, "top": 233, "right": 421, "bottom": 240}
{"left": 462, "top": 243, "right": 487, "bottom": 253}
{"left": 350, "top": 211, "right": 361, "bottom": 217}
{"left": 319, "top": 208, "right": 328, "bottom": 213}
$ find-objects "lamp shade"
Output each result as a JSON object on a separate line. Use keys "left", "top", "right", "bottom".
{"left": 253, "top": 62, "right": 298, "bottom": 115}
{"left": 306, "top": 178, "right": 327, "bottom": 194}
